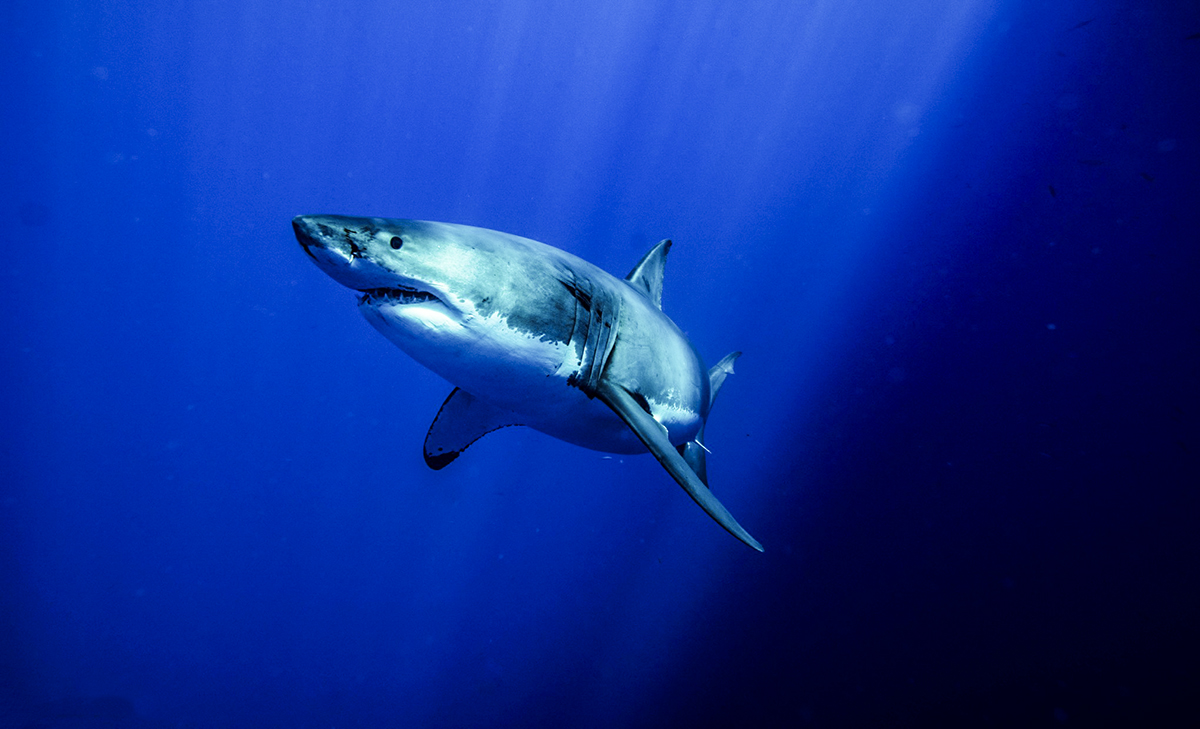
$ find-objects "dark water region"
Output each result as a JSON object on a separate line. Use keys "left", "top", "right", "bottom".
{"left": 2, "top": 0, "right": 1198, "bottom": 727}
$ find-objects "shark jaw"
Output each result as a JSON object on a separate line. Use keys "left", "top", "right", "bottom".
{"left": 357, "top": 285, "right": 442, "bottom": 307}
{"left": 356, "top": 283, "right": 464, "bottom": 337}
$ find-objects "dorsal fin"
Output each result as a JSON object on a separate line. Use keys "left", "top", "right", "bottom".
{"left": 624, "top": 239, "right": 672, "bottom": 309}
{"left": 423, "top": 388, "right": 524, "bottom": 469}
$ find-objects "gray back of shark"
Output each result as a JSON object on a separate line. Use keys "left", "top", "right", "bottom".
{"left": 293, "top": 215, "right": 761, "bottom": 551}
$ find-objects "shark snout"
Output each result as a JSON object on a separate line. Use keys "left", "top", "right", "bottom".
{"left": 292, "top": 215, "right": 323, "bottom": 259}
{"left": 293, "top": 214, "right": 419, "bottom": 293}
{"left": 292, "top": 214, "right": 361, "bottom": 265}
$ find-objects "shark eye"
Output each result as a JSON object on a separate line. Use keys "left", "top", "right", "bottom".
{"left": 389, "top": 236, "right": 404, "bottom": 250}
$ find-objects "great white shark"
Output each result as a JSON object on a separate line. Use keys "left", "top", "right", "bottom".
{"left": 292, "top": 215, "right": 762, "bottom": 551}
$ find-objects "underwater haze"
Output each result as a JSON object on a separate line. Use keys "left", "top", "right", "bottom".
{"left": 3, "top": 0, "right": 1198, "bottom": 727}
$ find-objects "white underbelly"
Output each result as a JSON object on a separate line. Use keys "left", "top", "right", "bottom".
{"left": 360, "top": 300, "right": 696, "bottom": 454}
{"left": 361, "top": 301, "right": 639, "bottom": 452}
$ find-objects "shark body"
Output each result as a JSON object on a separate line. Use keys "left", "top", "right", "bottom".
{"left": 293, "top": 215, "right": 761, "bottom": 551}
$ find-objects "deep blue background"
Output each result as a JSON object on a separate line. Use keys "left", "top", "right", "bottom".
{"left": 3, "top": 1, "right": 1198, "bottom": 727}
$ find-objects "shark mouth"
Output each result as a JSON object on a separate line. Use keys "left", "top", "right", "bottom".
{"left": 358, "top": 286, "right": 441, "bottom": 306}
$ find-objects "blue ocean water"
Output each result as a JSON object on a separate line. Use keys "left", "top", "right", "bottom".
{"left": 3, "top": 0, "right": 1197, "bottom": 726}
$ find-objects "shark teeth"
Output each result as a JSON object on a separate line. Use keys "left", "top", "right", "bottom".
{"left": 358, "top": 286, "right": 439, "bottom": 306}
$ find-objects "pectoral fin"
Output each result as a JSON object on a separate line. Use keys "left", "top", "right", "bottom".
{"left": 596, "top": 380, "right": 763, "bottom": 552}
{"left": 677, "top": 440, "right": 709, "bottom": 486}
{"left": 424, "top": 388, "right": 524, "bottom": 469}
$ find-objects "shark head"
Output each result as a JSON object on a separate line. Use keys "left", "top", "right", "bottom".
{"left": 292, "top": 214, "right": 584, "bottom": 401}
{"left": 291, "top": 215, "right": 471, "bottom": 331}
